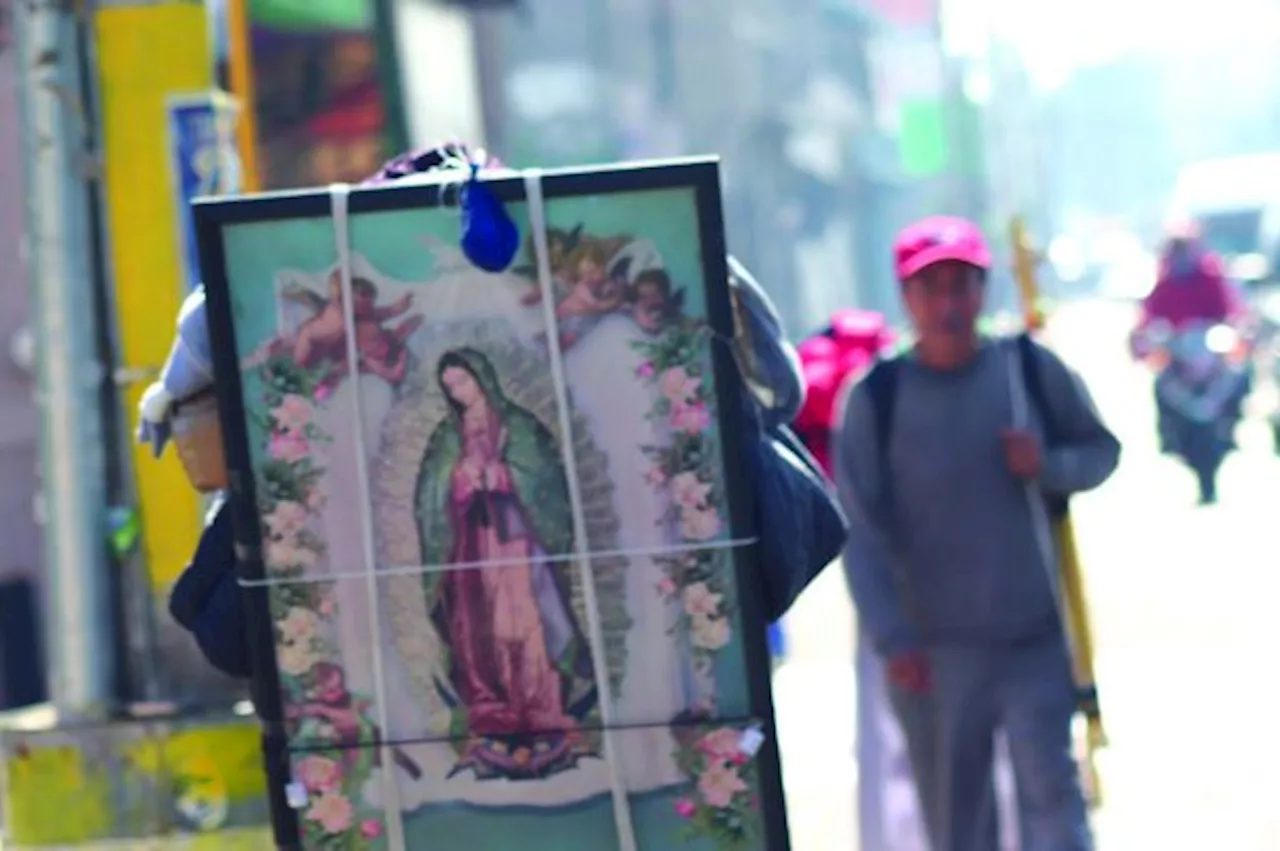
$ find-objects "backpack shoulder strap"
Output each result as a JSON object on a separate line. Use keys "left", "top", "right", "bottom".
{"left": 1015, "top": 332, "right": 1059, "bottom": 444}
{"left": 1015, "top": 333, "right": 1071, "bottom": 517}
{"left": 861, "top": 355, "right": 900, "bottom": 464}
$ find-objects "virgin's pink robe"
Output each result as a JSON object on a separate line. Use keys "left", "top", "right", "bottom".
{"left": 439, "top": 407, "right": 578, "bottom": 737}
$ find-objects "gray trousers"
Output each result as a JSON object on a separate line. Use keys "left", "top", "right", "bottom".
{"left": 887, "top": 634, "right": 1094, "bottom": 851}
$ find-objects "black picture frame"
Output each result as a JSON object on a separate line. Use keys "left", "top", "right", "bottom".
{"left": 194, "top": 156, "right": 790, "bottom": 851}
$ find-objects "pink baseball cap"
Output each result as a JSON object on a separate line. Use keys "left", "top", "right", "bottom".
{"left": 893, "top": 216, "right": 991, "bottom": 281}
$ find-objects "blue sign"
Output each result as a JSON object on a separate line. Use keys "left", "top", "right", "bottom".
{"left": 168, "top": 95, "right": 240, "bottom": 294}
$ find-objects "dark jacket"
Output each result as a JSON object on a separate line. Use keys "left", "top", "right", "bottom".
{"left": 169, "top": 502, "right": 252, "bottom": 680}
{"left": 170, "top": 501, "right": 299, "bottom": 849}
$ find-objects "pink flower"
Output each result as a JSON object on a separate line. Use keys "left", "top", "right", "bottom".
{"left": 698, "top": 761, "right": 748, "bottom": 809}
{"left": 670, "top": 472, "right": 711, "bottom": 510}
{"left": 269, "top": 432, "right": 310, "bottom": 463}
{"left": 674, "top": 798, "right": 697, "bottom": 818}
{"left": 360, "top": 818, "right": 383, "bottom": 839}
{"left": 272, "top": 394, "right": 314, "bottom": 434}
{"left": 659, "top": 366, "right": 700, "bottom": 405}
{"left": 305, "top": 791, "right": 354, "bottom": 834}
{"left": 277, "top": 607, "right": 319, "bottom": 645}
{"left": 681, "top": 506, "right": 721, "bottom": 541}
{"left": 314, "top": 383, "right": 332, "bottom": 404}
{"left": 636, "top": 361, "right": 656, "bottom": 379}
{"left": 655, "top": 576, "right": 677, "bottom": 598}
{"left": 265, "top": 500, "right": 308, "bottom": 540}
{"left": 696, "top": 728, "right": 742, "bottom": 760}
{"left": 681, "top": 582, "right": 722, "bottom": 618}
{"left": 670, "top": 401, "right": 711, "bottom": 435}
{"left": 318, "top": 596, "right": 336, "bottom": 617}
{"left": 644, "top": 465, "right": 667, "bottom": 487}
{"left": 296, "top": 755, "right": 342, "bottom": 794}
{"left": 690, "top": 613, "right": 731, "bottom": 650}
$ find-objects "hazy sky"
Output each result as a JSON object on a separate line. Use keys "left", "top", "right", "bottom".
{"left": 945, "top": 0, "right": 1280, "bottom": 90}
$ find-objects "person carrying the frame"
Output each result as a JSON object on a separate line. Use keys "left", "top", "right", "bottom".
{"left": 145, "top": 142, "right": 845, "bottom": 759}
{"left": 834, "top": 216, "right": 1120, "bottom": 851}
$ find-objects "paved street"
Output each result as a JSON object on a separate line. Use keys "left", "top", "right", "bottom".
{"left": 773, "top": 298, "right": 1280, "bottom": 850}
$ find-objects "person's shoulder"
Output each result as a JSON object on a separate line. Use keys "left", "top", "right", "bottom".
{"left": 1017, "top": 333, "right": 1066, "bottom": 367}
{"left": 858, "top": 354, "right": 902, "bottom": 387}
{"left": 1018, "top": 334, "right": 1088, "bottom": 396}
{"left": 840, "top": 354, "right": 900, "bottom": 418}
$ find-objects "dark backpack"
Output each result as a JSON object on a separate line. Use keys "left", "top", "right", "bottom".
{"left": 751, "top": 422, "right": 849, "bottom": 623}
{"left": 863, "top": 333, "right": 1069, "bottom": 519}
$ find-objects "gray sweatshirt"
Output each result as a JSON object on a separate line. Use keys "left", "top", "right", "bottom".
{"left": 834, "top": 337, "right": 1120, "bottom": 655}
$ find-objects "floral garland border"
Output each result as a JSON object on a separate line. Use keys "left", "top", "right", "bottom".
{"left": 670, "top": 725, "right": 762, "bottom": 849}
{"left": 250, "top": 354, "right": 385, "bottom": 844}
{"left": 633, "top": 319, "right": 736, "bottom": 701}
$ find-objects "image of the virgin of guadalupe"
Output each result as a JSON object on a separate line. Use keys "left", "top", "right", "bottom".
{"left": 414, "top": 348, "right": 599, "bottom": 781}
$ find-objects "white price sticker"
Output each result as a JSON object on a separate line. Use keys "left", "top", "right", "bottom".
{"left": 285, "top": 780, "right": 309, "bottom": 809}
{"left": 738, "top": 725, "right": 765, "bottom": 757}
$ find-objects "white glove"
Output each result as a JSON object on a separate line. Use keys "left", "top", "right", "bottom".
{"left": 138, "top": 383, "right": 176, "bottom": 457}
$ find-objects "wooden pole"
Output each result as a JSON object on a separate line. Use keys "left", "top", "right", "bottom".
{"left": 1009, "top": 215, "right": 1108, "bottom": 809}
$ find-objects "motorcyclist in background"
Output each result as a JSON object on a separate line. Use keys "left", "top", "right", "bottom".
{"left": 1138, "top": 221, "right": 1244, "bottom": 336}
{"left": 1132, "top": 222, "right": 1248, "bottom": 453}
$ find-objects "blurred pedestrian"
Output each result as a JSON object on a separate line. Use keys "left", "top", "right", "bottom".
{"left": 834, "top": 216, "right": 1120, "bottom": 851}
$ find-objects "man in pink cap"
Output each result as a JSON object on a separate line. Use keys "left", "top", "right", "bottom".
{"left": 833, "top": 216, "right": 1120, "bottom": 850}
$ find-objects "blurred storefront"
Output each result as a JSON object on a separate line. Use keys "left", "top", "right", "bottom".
{"left": 213, "top": 0, "right": 484, "bottom": 190}
{"left": 212, "top": 0, "right": 406, "bottom": 189}
{"left": 214, "top": 0, "right": 989, "bottom": 327}
{"left": 469, "top": 0, "right": 878, "bottom": 333}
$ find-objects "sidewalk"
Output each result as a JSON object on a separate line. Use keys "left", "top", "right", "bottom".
{"left": 773, "top": 563, "right": 858, "bottom": 851}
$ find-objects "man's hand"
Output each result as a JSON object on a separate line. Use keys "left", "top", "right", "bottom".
{"left": 886, "top": 649, "right": 932, "bottom": 694}
{"left": 1000, "top": 429, "right": 1042, "bottom": 479}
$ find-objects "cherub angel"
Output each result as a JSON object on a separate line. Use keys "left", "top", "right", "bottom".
{"left": 282, "top": 270, "right": 423, "bottom": 388}
{"left": 287, "top": 662, "right": 422, "bottom": 780}
{"left": 517, "top": 225, "right": 583, "bottom": 306}
{"left": 550, "top": 240, "right": 631, "bottom": 348}
{"left": 627, "top": 267, "right": 686, "bottom": 334}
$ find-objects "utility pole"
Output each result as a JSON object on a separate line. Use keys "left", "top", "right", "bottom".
{"left": 14, "top": 0, "right": 116, "bottom": 716}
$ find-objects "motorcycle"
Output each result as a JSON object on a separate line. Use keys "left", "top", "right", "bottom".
{"left": 1135, "top": 321, "right": 1249, "bottom": 503}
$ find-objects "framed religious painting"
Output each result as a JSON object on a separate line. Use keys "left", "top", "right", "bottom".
{"left": 194, "top": 157, "right": 789, "bottom": 851}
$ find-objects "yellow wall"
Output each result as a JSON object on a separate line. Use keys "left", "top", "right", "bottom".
{"left": 94, "top": 2, "right": 211, "bottom": 592}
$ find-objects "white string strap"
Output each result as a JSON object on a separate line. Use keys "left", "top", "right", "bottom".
{"left": 1005, "top": 343, "right": 1075, "bottom": 656}
{"left": 236, "top": 536, "right": 757, "bottom": 588}
{"left": 525, "top": 169, "right": 639, "bottom": 851}
{"left": 329, "top": 183, "right": 406, "bottom": 851}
